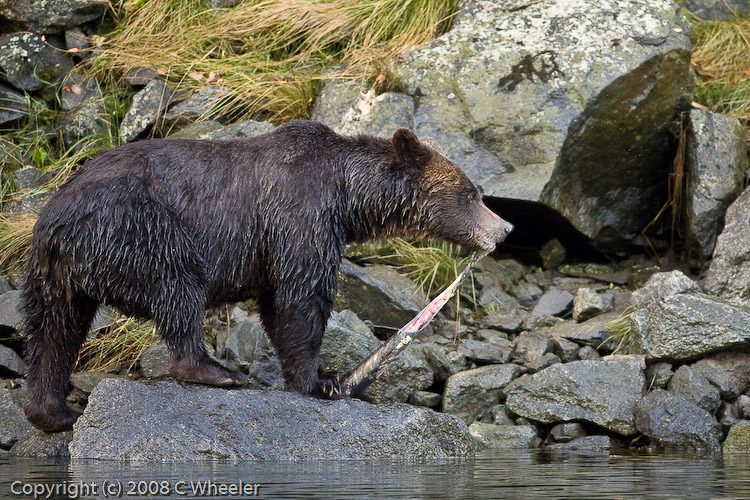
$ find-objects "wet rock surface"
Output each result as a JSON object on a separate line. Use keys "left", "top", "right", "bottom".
{"left": 631, "top": 271, "right": 750, "bottom": 361}
{"left": 69, "top": 379, "right": 474, "bottom": 460}
{"left": 635, "top": 389, "right": 723, "bottom": 451}
{"left": 119, "top": 80, "right": 180, "bottom": 143}
{"left": 684, "top": 109, "right": 747, "bottom": 262}
{"left": 0, "top": 0, "right": 108, "bottom": 34}
{"left": 442, "top": 364, "right": 524, "bottom": 424}
{"left": 469, "top": 422, "right": 537, "bottom": 450}
{"left": 703, "top": 187, "right": 750, "bottom": 308}
{"left": 9, "top": 430, "right": 72, "bottom": 458}
{"left": 0, "top": 387, "right": 32, "bottom": 450}
{"left": 336, "top": 259, "right": 428, "bottom": 333}
{"left": 505, "top": 356, "right": 646, "bottom": 435}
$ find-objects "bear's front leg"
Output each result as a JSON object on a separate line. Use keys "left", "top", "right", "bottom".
{"left": 259, "top": 293, "right": 340, "bottom": 398}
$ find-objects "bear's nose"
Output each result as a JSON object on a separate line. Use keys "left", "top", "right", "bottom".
{"left": 502, "top": 222, "right": 514, "bottom": 236}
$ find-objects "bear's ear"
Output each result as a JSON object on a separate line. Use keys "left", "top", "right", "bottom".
{"left": 392, "top": 128, "right": 431, "bottom": 168}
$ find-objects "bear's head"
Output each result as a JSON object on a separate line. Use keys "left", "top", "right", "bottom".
{"left": 392, "top": 128, "right": 514, "bottom": 253}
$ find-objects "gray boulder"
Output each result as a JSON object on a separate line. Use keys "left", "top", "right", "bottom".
{"left": 139, "top": 343, "right": 170, "bottom": 379}
{"left": 57, "top": 73, "right": 108, "bottom": 151}
{"left": 64, "top": 28, "right": 89, "bottom": 57}
{"left": 0, "top": 290, "right": 23, "bottom": 333}
{"left": 0, "top": 33, "right": 73, "bottom": 92}
{"left": 336, "top": 260, "right": 428, "bottom": 332}
{"left": 691, "top": 352, "right": 750, "bottom": 400}
{"left": 119, "top": 80, "right": 179, "bottom": 143}
{"left": 553, "top": 337, "right": 580, "bottom": 362}
{"left": 540, "top": 238, "right": 567, "bottom": 269}
{"left": 395, "top": 0, "right": 691, "bottom": 245}
{"left": 468, "top": 422, "right": 537, "bottom": 450}
{"left": 70, "top": 371, "right": 121, "bottom": 395}
{"left": 723, "top": 423, "right": 750, "bottom": 453}
{"left": 442, "top": 364, "right": 524, "bottom": 424}
{"left": 531, "top": 290, "right": 574, "bottom": 317}
{"left": 0, "top": 344, "right": 26, "bottom": 377}
{"left": 631, "top": 271, "right": 750, "bottom": 361}
{"left": 217, "top": 314, "right": 284, "bottom": 390}
{"left": 409, "top": 390, "right": 442, "bottom": 408}
{"left": 667, "top": 365, "right": 721, "bottom": 414}
{"left": 321, "top": 310, "right": 434, "bottom": 404}
{"left": 167, "top": 119, "right": 274, "bottom": 140}
{"left": 319, "top": 309, "right": 380, "bottom": 372}
{"left": 645, "top": 362, "right": 674, "bottom": 388}
{"left": 160, "top": 86, "right": 232, "bottom": 134}
{"left": 548, "top": 422, "right": 587, "bottom": 443}
{"left": 9, "top": 430, "right": 72, "bottom": 458}
{"left": 458, "top": 339, "right": 511, "bottom": 364}
{"left": 505, "top": 356, "right": 646, "bottom": 436}
{"left": 546, "top": 435, "right": 611, "bottom": 451}
{"left": 680, "top": 0, "right": 750, "bottom": 20}
{"left": 60, "top": 71, "right": 102, "bottom": 111}
{"left": 0, "top": 83, "right": 28, "bottom": 126}
{"left": 684, "top": 109, "right": 747, "bottom": 262}
{"left": 12, "top": 165, "right": 54, "bottom": 190}
{"left": 543, "top": 313, "right": 617, "bottom": 348}
{"left": 0, "top": 0, "right": 108, "bottom": 34}
{"left": 704, "top": 187, "right": 750, "bottom": 308}
{"left": 572, "top": 288, "right": 615, "bottom": 322}
{"left": 511, "top": 331, "right": 554, "bottom": 365}
{"left": 635, "top": 389, "right": 722, "bottom": 451}
{"left": 577, "top": 346, "right": 600, "bottom": 360}
{"left": 69, "top": 379, "right": 473, "bottom": 460}
{"left": 479, "top": 311, "right": 525, "bottom": 334}
{"left": 0, "top": 387, "right": 31, "bottom": 449}
{"left": 312, "top": 80, "right": 414, "bottom": 138}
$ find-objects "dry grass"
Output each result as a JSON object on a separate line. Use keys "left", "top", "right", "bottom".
{"left": 601, "top": 305, "right": 636, "bottom": 354}
{"left": 0, "top": 213, "right": 37, "bottom": 274}
{"left": 77, "top": 315, "right": 159, "bottom": 372}
{"left": 91, "top": 0, "right": 458, "bottom": 122}
{"left": 691, "top": 15, "right": 750, "bottom": 127}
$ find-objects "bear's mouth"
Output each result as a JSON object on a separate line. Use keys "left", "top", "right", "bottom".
{"left": 475, "top": 234, "right": 500, "bottom": 252}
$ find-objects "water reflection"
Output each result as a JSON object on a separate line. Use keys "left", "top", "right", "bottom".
{"left": 2, "top": 450, "right": 749, "bottom": 499}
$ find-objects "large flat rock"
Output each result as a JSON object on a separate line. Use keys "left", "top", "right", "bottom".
{"left": 505, "top": 356, "right": 646, "bottom": 436}
{"left": 704, "top": 187, "right": 750, "bottom": 308}
{"left": 632, "top": 271, "right": 750, "bottom": 361}
{"left": 395, "top": 0, "right": 691, "bottom": 244}
{"left": 69, "top": 379, "right": 473, "bottom": 460}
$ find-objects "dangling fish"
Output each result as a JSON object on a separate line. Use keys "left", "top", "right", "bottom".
{"left": 341, "top": 251, "right": 488, "bottom": 397}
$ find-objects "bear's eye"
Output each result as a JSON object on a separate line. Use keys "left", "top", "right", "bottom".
{"left": 468, "top": 193, "right": 476, "bottom": 202}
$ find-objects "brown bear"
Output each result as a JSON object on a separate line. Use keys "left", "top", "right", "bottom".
{"left": 22, "top": 120, "right": 514, "bottom": 432}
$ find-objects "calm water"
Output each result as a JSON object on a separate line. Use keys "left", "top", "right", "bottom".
{"left": 2, "top": 450, "right": 749, "bottom": 499}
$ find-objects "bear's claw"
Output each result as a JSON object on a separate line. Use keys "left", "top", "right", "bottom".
{"left": 318, "top": 372, "right": 342, "bottom": 398}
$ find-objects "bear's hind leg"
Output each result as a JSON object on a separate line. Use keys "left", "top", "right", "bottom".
{"left": 154, "top": 292, "right": 247, "bottom": 387}
{"left": 23, "top": 287, "right": 99, "bottom": 432}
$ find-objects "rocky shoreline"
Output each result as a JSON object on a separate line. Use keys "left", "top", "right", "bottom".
{"left": 2, "top": 0, "right": 750, "bottom": 459}
{"left": 4, "top": 237, "right": 750, "bottom": 458}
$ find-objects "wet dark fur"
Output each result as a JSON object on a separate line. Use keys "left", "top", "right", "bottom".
{"left": 22, "top": 120, "right": 513, "bottom": 432}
